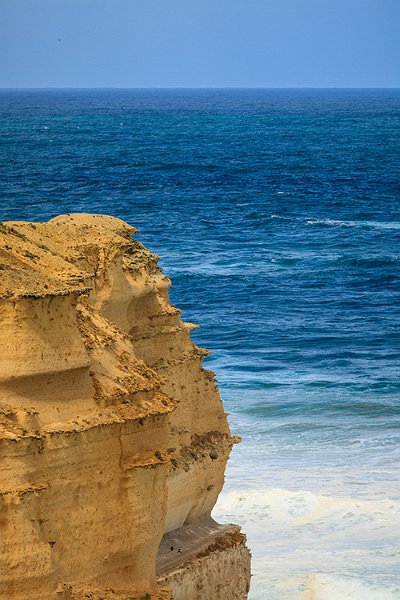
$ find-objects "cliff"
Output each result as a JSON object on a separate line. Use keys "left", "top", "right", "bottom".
{"left": 0, "top": 214, "right": 251, "bottom": 600}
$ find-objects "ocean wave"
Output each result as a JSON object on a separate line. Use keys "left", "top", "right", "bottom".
{"left": 338, "top": 256, "right": 400, "bottom": 268}
{"left": 213, "top": 488, "right": 400, "bottom": 600}
{"left": 269, "top": 214, "right": 400, "bottom": 232}
{"left": 306, "top": 218, "right": 355, "bottom": 228}
{"left": 214, "top": 486, "right": 400, "bottom": 529}
{"left": 306, "top": 218, "right": 400, "bottom": 230}
{"left": 304, "top": 574, "right": 400, "bottom": 600}
{"left": 242, "top": 398, "right": 400, "bottom": 419}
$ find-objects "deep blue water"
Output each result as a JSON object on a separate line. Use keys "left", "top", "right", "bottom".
{"left": 1, "top": 89, "right": 400, "bottom": 598}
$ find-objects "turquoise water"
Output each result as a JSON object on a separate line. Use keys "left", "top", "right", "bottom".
{"left": 1, "top": 89, "right": 400, "bottom": 598}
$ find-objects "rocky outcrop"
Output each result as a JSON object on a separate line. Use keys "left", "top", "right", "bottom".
{"left": 0, "top": 215, "right": 251, "bottom": 600}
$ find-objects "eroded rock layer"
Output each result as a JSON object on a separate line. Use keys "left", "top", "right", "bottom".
{"left": 0, "top": 215, "right": 251, "bottom": 600}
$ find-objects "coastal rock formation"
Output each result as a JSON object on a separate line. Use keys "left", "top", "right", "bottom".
{"left": 0, "top": 215, "right": 251, "bottom": 600}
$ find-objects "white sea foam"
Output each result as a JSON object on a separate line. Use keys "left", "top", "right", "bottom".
{"left": 270, "top": 214, "right": 400, "bottom": 230}
{"left": 213, "top": 487, "right": 400, "bottom": 600}
{"left": 304, "top": 574, "right": 400, "bottom": 600}
{"left": 306, "top": 218, "right": 354, "bottom": 227}
{"left": 305, "top": 218, "right": 400, "bottom": 230}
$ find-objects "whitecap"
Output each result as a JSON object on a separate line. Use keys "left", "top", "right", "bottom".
{"left": 305, "top": 218, "right": 400, "bottom": 230}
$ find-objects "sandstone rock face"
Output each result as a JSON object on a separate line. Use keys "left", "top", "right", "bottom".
{"left": 0, "top": 215, "right": 251, "bottom": 600}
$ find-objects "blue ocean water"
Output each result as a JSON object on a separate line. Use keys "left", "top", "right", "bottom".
{"left": 1, "top": 89, "right": 400, "bottom": 599}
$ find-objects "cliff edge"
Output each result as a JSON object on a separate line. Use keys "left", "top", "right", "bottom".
{"left": 0, "top": 214, "right": 251, "bottom": 600}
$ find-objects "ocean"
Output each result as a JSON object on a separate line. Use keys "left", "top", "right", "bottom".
{"left": 1, "top": 89, "right": 399, "bottom": 599}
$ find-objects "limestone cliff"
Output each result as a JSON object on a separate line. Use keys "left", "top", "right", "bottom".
{"left": 0, "top": 214, "right": 251, "bottom": 600}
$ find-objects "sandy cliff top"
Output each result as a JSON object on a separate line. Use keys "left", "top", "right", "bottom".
{"left": 0, "top": 213, "right": 138, "bottom": 299}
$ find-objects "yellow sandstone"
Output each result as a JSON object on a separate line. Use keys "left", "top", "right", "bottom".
{"left": 0, "top": 214, "right": 251, "bottom": 600}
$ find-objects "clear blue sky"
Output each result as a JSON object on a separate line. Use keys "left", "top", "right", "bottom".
{"left": 1, "top": 0, "right": 399, "bottom": 88}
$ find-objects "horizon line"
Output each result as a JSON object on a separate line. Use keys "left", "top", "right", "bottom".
{"left": 1, "top": 86, "right": 400, "bottom": 91}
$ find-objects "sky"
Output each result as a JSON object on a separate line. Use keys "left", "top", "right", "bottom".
{"left": 0, "top": 0, "right": 399, "bottom": 88}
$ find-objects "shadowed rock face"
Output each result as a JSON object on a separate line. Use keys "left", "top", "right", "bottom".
{"left": 0, "top": 214, "right": 251, "bottom": 600}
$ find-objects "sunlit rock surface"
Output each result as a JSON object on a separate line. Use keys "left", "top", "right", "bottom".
{"left": 0, "top": 214, "right": 251, "bottom": 600}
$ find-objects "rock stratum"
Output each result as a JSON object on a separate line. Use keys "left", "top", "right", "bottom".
{"left": 0, "top": 214, "right": 251, "bottom": 600}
